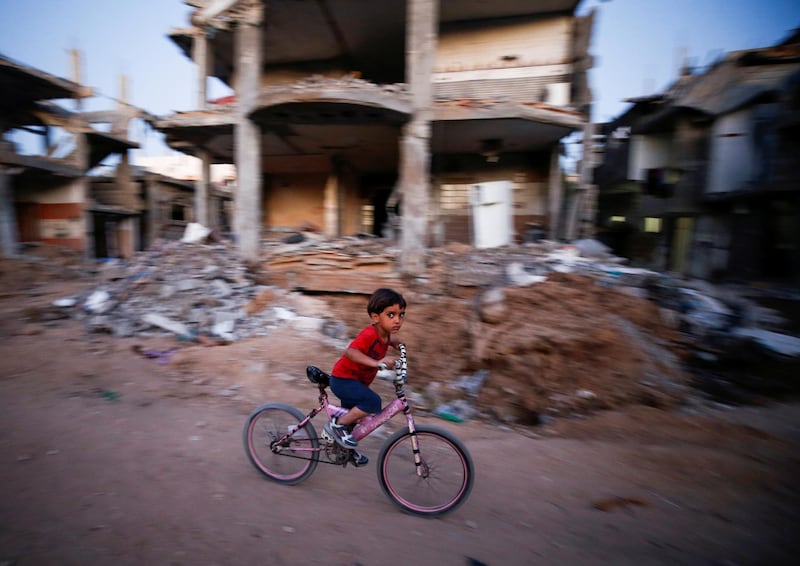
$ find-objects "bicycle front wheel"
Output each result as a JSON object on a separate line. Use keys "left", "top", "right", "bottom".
{"left": 377, "top": 425, "right": 474, "bottom": 517}
{"left": 243, "top": 403, "right": 319, "bottom": 485}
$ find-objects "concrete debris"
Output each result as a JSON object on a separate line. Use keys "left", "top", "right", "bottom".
{"left": 142, "top": 313, "right": 191, "bottom": 338}
{"left": 680, "top": 288, "right": 736, "bottom": 335}
{"left": 52, "top": 238, "right": 799, "bottom": 370}
{"left": 505, "top": 262, "right": 547, "bottom": 286}
{"left": 7, "top": 235, "right": 798, "bottom": 426}
{"left": 181, "top": 222, "right": 212, "bottom": 244}
{"left": 731, "top": 328, "right": 800, "bottom": 358}
{"left": 572, "top": 238, "right": 614, "bottom": 258}
{"left": 451, "top": 370, "right": 490, "bottom": 398}
{"left": 71, "top": 239, "right": 316, "bottom": 341}
{"left": 85, "top": 290, "right": 113, "bottom": 313}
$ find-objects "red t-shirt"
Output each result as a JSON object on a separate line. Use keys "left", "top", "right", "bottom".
{"left": 331, "top": 324, "right": 388, "bottom": 386}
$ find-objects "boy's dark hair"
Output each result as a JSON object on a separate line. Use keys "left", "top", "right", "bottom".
{"left": 367, "top": 288, "right": 406, "bottom": 315}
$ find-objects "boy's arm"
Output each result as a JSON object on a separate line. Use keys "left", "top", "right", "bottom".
{"left": 344, "top": 347, "right": 384, "bottom": 368}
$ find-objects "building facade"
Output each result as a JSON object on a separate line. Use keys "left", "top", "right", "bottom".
{"left": 155, "top": 0, "right": 595, "bottom": 273}
{"left": 1, "top": 53, "right": 231, "bottom": 260}
{"left": 0, "top": 54, "right": 144, "bottom": 257}
{"left": 594, "top": 30, "right": 800, "bottom": 283}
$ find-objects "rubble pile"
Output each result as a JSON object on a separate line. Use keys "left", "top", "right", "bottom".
{"left": 260, "top": 236, "right": 800, "bottom": 421}
{"left": 401, "top": 272, "right": 689, "bottom": 424}
{"left": 258, "top": 236, "right": 694, "bottom": 421}
{"left": 12, "top": 233, "right": 798, "bottom": 426}
{"left": 75, "top": 239, "right": 321, "bottom": 342}
{"left": 262, "top": 234, "right": 402, "bottom": 294}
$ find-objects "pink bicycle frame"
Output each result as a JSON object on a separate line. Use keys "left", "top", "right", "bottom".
{"left": 325, "top": 397, "right": 412, "bottom": 442}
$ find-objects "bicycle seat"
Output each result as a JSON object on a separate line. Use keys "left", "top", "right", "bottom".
{"left": 306, "top": 366, "right": 330, "bottom": 387}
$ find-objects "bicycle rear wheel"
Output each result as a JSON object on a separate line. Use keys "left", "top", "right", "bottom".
{"left": 377, "top": 425, "right": 474, "bottom": 517}
{"left": 243, "top": 403, "right": 319, "bottom": 485}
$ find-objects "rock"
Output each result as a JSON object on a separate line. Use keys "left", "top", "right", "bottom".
{"left": 478, "top": 287, "right": 506, "bottom": 323}
{"left": 142, "top": 313, "right": 190, "bottom": 337}
{"left": 573, "top": 238, "right": 612, "bottom": 258}
{"left": 732, "top": 328, "right": 800, "bottom": 357}
{"left": 283, "top": 233, "right": 305, "bottom": 244}
{"left": 85, "top": 290, "right": 113, "bottom": 313}
{"left": 506, "top": 262, "right": 547, "bottom": 287}
{"left": 289, "top": 316, "right": 323, "bottom": 333}
{"left": 181, "top": 222, "right": 211, "bottom": 243}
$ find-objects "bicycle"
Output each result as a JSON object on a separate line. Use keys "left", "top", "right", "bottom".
{"left": 243, "top": 344, "right": 475, "bottom": 517}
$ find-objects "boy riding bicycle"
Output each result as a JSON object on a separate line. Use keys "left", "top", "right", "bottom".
{"left": 324, "top": 288, "right": 406, "bottom": 466}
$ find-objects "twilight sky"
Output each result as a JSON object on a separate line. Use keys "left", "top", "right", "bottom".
{"left": 0, "top": 0, "right": 798, "bottom": 160}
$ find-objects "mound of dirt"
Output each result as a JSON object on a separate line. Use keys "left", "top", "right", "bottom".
{"left": 1, "top": 243, "right": 691, "bottom": 427}
{"left": 388, "top": 273, "right": 689, "bottom": 424}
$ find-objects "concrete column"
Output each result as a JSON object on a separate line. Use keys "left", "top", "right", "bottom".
{"left": 193, "top": 28, "right": 209, "bottom": 108}
{"left": 548, "top": 144, "right": 563, "bottom": 240}
{"left": 578, "top": 122, "right": 597, "bottom": 239}
{"left": 398, "top": 0, "right": 438, "bottom": 276}
{"left": 196, "top": 150, "right": 211, "bottom": 226}
{"left": 0, "top": 167, "right": 18, "bottom": 257}
{"left": 144, "top": 176, "right": 158, "bottom": 247}
{"left": 580, "top": 184, "right": 597, "bottom": 238}
{"left": 564, "top": 121, "right": 596, "bottom": 241}
{"left": 119, "top": 217, "right": 134, "bottom": 259}
{"left": 233, "top": 4, "right": 263, "bottom": 261}
{"left": 323, "top": 171, "right": 338, "bottom": 238}
{"left": 76, "top": 131, "right": 91, "bottom": 258}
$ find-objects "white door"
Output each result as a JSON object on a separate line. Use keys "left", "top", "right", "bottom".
{"left": 471, "top": 181, "right": 513, "bottom": 249}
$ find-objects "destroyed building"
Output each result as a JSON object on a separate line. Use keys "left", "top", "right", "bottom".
{"left": 0, "top": 53, "right": 234, "bottom": 259}
{"left": 593, "top": 29, "right": 800, "bottom": 283}
{"left": 154, "top": 0, "right": 596, "bottom": 272}
{"left": 0, "top": 54, "right": 137, "bottom": 257}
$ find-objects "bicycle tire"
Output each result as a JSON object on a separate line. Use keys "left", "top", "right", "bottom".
{"left": 243, "top": 402, "right": 320, "bottom": 485}
{"left": 377, "top": 425, "right": 474, "bottom": 517}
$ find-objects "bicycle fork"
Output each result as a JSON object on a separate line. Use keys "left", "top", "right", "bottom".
{"left": 404, "top": 412, "right": 429, "bottom": 478}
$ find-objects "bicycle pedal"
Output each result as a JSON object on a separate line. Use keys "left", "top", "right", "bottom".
{"left": 320, "top": 429, "right": 334, "bottom": 442}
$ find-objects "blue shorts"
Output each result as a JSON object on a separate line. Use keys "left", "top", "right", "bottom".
{"left": 330, "top": 376, "right": 381, "bottom": 414}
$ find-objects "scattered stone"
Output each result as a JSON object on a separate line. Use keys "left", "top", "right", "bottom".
{"left": 85, "top": 290, "right": 113, "bottom": 313}
{"left": 181, "top": 222, "right": 212, "bottom": 243}
{"left": 142, "top": 313, "right": 190, "bottom": 337}
{"left": 14, "top": 236, "right": 797, "bottom": 425}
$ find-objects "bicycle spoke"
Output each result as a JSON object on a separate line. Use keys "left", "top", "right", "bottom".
{"left": 378, "top": 426, "right": 474, "bottom": 517}
{"left": 243, "top": 403, "right": 320, "bottom": 485}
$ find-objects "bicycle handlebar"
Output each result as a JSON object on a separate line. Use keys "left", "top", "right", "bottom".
{"left": 394, "top": 343, "right": 407, "bottom": 384}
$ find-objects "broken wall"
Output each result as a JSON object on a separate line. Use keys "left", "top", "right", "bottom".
{"left": 258, "top": 64, "right": 353, "bottom": 87}
{"left": 14, "top": 179, "right": 86, "bottom": 251}
{"left": 147, "top": 181, "right": 195, "bottom": 241}
{"left": 91, "top": 178, "right": 142, "bottom": 212}
{"left": 264, "top": 172, "right": 327, "bottom": 229}
{"left": 435, "top": 15, "right": 575, "bottom": 105}
{"left": 262, "top": 162, "right": 369, "bottom": 237}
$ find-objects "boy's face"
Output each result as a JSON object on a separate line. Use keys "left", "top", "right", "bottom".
{"left": 370, "top": 303, "right": 405, "bottom": 335}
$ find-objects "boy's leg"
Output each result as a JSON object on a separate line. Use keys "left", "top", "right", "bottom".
{"left": 326, "top": 378, "right": 380, "bottom": 448}
{"left": 337, "top": 406, "right": 368, "bottom": 426}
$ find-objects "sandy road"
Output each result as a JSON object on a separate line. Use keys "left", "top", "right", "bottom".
{"left": 0, "top": 316, "right": 799, "bottom": 565}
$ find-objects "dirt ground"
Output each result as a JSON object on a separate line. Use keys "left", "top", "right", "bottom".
{"left": 1, "top": 251, "right": 799, "bottom": 565}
